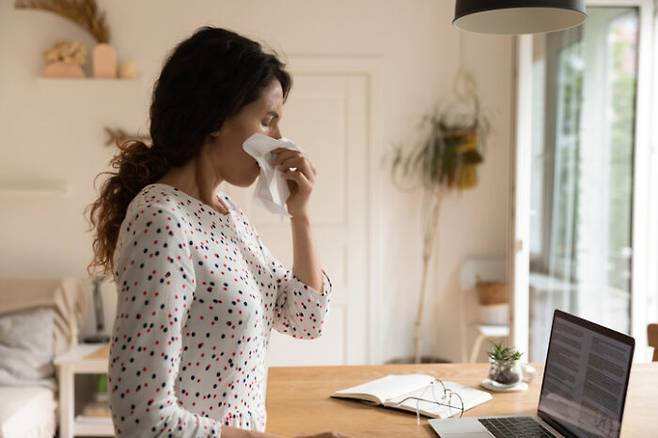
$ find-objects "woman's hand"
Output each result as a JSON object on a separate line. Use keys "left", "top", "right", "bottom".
{"left": 270, "top": 148, "right": 317, "bottom": 218}
{"left": 293, "top": 432, "right": 351, "bottom": 438}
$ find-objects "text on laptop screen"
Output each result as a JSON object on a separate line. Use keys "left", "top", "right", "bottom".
{"left": 538, "top": 313, "right": 633, "bottom": 438}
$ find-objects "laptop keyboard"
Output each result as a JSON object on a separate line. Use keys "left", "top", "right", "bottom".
{"left": 479, "top": 417, "right": 554, "bottom": 437}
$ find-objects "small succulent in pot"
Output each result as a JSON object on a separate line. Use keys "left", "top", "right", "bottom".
{"left": 487, "top": 342, "right": 523, "bottom": 385}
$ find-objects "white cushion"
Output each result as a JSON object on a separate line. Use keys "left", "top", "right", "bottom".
{"left": 0, "top": 307, "right": 56, "bottom": 389}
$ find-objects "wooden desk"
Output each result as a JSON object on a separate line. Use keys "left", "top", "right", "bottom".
{"left": 265, "top": 363, "right": 658, "bottom": 437}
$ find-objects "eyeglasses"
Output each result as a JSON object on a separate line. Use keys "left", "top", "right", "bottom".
{"left": 388, "top": 378, "right": 465, "bottom": 425}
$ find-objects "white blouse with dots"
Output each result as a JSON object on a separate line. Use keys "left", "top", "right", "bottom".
{"left": 108, "top": 182, "right": 333, "bottom": 437}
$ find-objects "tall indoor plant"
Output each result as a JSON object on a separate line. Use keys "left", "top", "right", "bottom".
{"left": 388, "top": 70, "right": 490, "bottom": 363}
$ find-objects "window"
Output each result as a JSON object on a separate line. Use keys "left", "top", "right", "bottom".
{"left": 527, "top": 7, "right": 639, "bottom": 362}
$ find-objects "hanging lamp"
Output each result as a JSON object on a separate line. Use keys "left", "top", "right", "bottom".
{"left": 453, "top": 0, "right": 587, "bottom": 35}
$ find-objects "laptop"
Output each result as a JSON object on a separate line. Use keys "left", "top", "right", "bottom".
{"left": 429, "top": 309, "right": 635, "bottom": 438}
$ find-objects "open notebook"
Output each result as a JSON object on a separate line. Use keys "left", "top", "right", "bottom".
{"left": 331, "top": 374, "right": 492, "bottom": 419}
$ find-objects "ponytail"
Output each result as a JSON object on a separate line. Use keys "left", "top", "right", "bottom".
{"left": 84, "top": 140, "right": 169, "bottom": 277}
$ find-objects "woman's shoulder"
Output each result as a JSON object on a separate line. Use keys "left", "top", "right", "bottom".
{"left": 127, "top": 183, "right": 195, "bottom": 219}
{"left": 134, "top": 183, "right": 184, "bottom": 208}
{"left": 118, "top": 184, "right": 190, "bottom": 245}
{"left": 113, "top": 184, "right": 190, "bottom": 270}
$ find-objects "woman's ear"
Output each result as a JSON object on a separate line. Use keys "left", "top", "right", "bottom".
{"left": 205, "top": 130, "right": 220, "bottom": 145}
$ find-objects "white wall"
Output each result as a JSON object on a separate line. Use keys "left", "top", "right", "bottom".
{"left": 0, "top": 0, "right": 513, "bottom": 363}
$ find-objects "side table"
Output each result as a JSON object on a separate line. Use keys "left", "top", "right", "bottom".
{"left": 54, "top": 342, "right": 112, "bottom": 437}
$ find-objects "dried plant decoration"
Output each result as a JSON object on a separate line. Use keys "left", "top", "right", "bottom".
{"left": 42, "top": 40, "right": 87, "bottom": 65}
{"left": 104, "top": 127, "right": 150, "bottom": 148}
{"left": 384, "top": 31, "right": 491, "bottom": 365}
{"left": 15, "top": 0, "right": 110, "bottom": 43}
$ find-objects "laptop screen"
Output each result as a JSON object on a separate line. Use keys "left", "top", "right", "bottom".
{"left": 537, "top": 310, "right": 635, "bottom": 438}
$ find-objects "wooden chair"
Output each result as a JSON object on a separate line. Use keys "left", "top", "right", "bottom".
{"left": 649, "top": 324, "right": 658, "bottom": 362}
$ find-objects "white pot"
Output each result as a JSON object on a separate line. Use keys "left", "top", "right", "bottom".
{"left": 477, "top": 303, "right": 509, "bottom": 325}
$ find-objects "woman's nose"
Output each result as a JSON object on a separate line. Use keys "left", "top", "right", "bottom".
{"left": 270, "top": 126, "right": 282, "bottom": 140}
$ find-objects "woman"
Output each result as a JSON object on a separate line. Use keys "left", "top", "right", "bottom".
{"left": 86, "top": 26, "right": 346, "bottom": 438}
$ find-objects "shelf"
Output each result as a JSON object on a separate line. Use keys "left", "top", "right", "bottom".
{"left": 35, "top": 77, "right": 145, "bottom": 90}
{"left": 37, "top": 76, "right": 140, "bottom": 82}
{"left": 0, "top": 180, "right": 69, "bottom": 196}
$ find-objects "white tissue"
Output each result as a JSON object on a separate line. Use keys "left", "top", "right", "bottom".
{"left": 242, "top": 133, "right": 304, "bottom": 217}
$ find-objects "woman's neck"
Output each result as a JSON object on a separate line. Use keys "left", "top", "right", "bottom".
{"left": 155, "top": 158, "right": 229, "bottom": 215}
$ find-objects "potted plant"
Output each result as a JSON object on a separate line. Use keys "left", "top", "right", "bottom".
{"left": 386, "top": 70, "right": 490, "bottom": 364}
{"left": 487, "top": 342, "right": 523, "bottom": 385}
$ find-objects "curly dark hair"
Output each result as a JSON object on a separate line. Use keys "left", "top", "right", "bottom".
{"left": 84, "top": 26, "right": 292, "bottom": 277}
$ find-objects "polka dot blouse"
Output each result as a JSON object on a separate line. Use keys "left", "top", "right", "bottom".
{"left": 108, "top": 183, "right": 333, "bottom": 437}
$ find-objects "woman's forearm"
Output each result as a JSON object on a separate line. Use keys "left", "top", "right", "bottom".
{"left": 289, "top": 213, "right": 323, "bottom": 292}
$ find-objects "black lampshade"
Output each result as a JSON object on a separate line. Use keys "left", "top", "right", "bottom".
{"left": 453, "top": 0, "right": 587, "bottom": 35}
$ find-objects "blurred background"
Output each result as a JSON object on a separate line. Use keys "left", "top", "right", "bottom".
{"left": 1, "top": 0, "right": 657, "bottom": 436}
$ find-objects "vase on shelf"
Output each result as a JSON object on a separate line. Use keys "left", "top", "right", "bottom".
{"left": 92, "top": 43, "right": 117, "bottom": 79}
{"left": 118, "top": 59, "right": 139, "bottom": 79}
